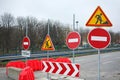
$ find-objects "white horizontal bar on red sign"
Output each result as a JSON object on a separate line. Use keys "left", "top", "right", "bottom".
{"left": 23, "top": 42, "right": 29, "bottom": 45}
{"left": 91, "top": 36, "right": 107, "bottom": 41}
{"left": 68, "top": 38, "right": 78, "bottom": 43}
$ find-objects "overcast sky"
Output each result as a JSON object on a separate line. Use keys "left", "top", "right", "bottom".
{"left": 0, "top": 0, "right": 120, "bottom": 32}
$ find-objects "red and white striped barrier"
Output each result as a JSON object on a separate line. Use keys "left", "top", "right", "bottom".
{"left": 42, "top": 61, "right": 80, "bottom": 77}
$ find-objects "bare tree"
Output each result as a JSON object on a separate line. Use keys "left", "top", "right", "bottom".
{"left": 0, "top": 12, "right": 120, "bottom": 56}
{"left": 26, "top": 17, "right": 38, "bottom": 50}
{"left": 1, "top": 13, "right": 14, "bottom": 27}
{"left": 0, "top": 13, "right": 14, "bottom": 53}
{"left": 16, "top": 17, "right": 26, "bottom": 51}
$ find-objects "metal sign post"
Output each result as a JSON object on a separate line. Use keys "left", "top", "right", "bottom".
{"left": 73, "top": 49, "right": 75, "bottom": 63}
{"left": 98, "top": 49, "right": 100, "bottom": 80}
{"left": 41, "top": 19, "right": 55, "bottom": 80}
{"left": 25, "top": 23, "right": 28, "bottom": 66}
{"left": 86, "top": 6, "right": 112, "bottom": 80}
{"left": 73, "top": 14, "right": 75, "bottom": 63}
{"left": 47, "top": 51, "right": 50, "bottom": 80}
{"left": 88, "top": 28, "right": 111, "bottom": 80}
{"left": 66, "top": 31, "right": 81, "bottom": 63}
{"left": 47, "top": 19, "right": 50, "bottom": 80}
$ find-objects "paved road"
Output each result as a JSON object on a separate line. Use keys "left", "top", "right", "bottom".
{"left": 73, "top": 51, "right": 120, "bottom": 80}
{"left": 0, "top": 51, "right": 120, "bottom": 80}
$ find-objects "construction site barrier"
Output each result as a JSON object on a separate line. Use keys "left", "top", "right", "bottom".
{"left": 19, "top": 66, "right": 34, "bottom": 80}
{"left": 55, "top": 57, "right": 72, "bottom": 63}
{"left": 6, "top": 60, "right": 25, "bottom": 75}
{"left": 41, "top": 58, "right": 55, "bottom": 62}
{"left": 7, "top": 67, "right": 22, "bottom": 80}
{"left": 6, "top": 57, "right": 72, "bottom": 80}
{"left": 40, "top": 58, "right": 55, "bottom": 70}
{"left": 26, "top": 59, "right": 41, "bottom": 71}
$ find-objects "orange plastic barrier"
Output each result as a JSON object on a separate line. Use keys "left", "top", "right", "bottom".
{"left": 19, "top": 67, "right": 34, "bottom": 80}
{"left": 6, "top": 61, "right": 25, "bottom": 75}
{"left": 55, "top": 57, "right": 72, "bottom": 63}
{"left": 26, "top": 59, "right": 41, "bottom": 71}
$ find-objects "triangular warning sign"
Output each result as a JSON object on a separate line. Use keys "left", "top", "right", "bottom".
{"left": 86, "top": 6, "right": 112, "bottom": 27}
{"left": 41, "top": 34, "right": 55, "bottom": 51}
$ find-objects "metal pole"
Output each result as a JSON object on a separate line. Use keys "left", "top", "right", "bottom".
{"left": 48, "top": 19, "right": 50, "bottom": 35}
{"left": 76, "top": 21, "right": 79, "bottom": 31}
{"left": 47, "top": 51, "right": 49, "bottom": 60}
{"left": 25, "top": 21, "right": 28, "bottom": 67}
{"left": 73, "top": 49, "right": 75, "bottom": 63}
{"left": 98, "top": 49, "right": 100, "bottom": 80}
{"left": 47, "top": 51, "right": 50, "bottom": 80}
{"left": 25, "top": 56, "right": 27, "bottom": 66}
{"left": 73, "top": 14, "right": 75, "bottom": 63}
{"left": 26, "top": 22, "right": 28, "bottom": 36}
{"left": 47, "top": 19, "right": 50, "bottom": 80}
{"left": 73, "top": 14, "right": 75, "bottom": 31}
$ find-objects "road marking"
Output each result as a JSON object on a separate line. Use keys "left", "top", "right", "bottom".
{"left": 91, "top": 36, "right": 107, "bottom": 41}
{"left": 23, "top": 42, "right": 28, "bottom": 45}
{"left": 68, "top": 38, "right": 78, "bottom": 43}
{"left": 102, "top": 61, "right": 113, "bottom": 64}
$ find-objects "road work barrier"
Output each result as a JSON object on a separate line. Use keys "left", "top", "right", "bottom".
{"left": 26, "top": 59, "right": 41, "bottom": 71}
{"left": 7, "top": 67, "right": 22, "bottom": 80}
{"left": 42, "top": 61, "right": 80, "bottom": 77}
{"left": 26, "top": 58, "right": 55, "bottom": 71}
{"left": 55, "top": 57, "right": 72, "bottom": 63}
{"left": 19, "top": 67, "right": 34, "bottom": 80}
{"left": 41, "top": 58, "right": 55, "bottom": 62}
{"left": 7, "top": 66, "right": 34, "bottom": 80}
{"left": 6, "top": 60, "right": 25, "bottom": 75}
{"left": 6, "top": 57, "right": 73, "bottom": 80}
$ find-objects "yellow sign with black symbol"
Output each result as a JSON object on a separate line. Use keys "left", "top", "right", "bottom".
{"left": 41, "top": 34, "right": 55, "bottom": 51}
{"left": 86, "top": 6, "right": 112, "bottom": 27}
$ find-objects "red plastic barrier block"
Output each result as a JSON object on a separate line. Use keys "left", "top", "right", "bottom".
{"left": 19, "top": 67, "right": 34, "bottom": 80}
{"left": 26, "top": 60, "right": 34, "bottom": 71}
{"left": 55, "top": 57, "right": 72, "bottom": 63}
{"left": 34, "top": 60, "right": 41, "bottom": 70}
{"left": 6, "top": 60, "right": 25, "bottom": 68}
{"left": 26, "top": 59, "right": 41, "bottom": 71}
{"left": 6, "top": 61, "right": 25, "bottom": 76}
{"left": 41, "top": 58, "right": 55, "bottom": 62}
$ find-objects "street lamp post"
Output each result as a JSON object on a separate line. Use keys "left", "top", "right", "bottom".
{"left": 76, "top": 21, "right": 79, "bottom": 31}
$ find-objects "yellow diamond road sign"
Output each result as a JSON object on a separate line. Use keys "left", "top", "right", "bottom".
{"left": 86, "top": 6, "right": 112, "bottom": 27}
{"left": 41, "top": 34, "right": 55, "bottom": 51}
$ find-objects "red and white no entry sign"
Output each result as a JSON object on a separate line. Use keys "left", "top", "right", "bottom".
{"left": 88, "top": 28, "right": 111, "bottom": 49}
{"left": 22, "top": 36, "right": 30, "bottom": 50}
{"left": 66, "top": 31, "right": 81, "bottom": 50}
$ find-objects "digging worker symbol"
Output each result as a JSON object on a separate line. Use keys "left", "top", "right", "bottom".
{"left": 45, "top": 40, "right": 52, "bottom": 48}
{"left": 95, "top": 13, "right": 108, "bottom": 24}
{"left": 95, "top": 13, "right": 103, "bottom": 24}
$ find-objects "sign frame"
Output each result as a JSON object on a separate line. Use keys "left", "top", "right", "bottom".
{"left": 41, "top": 34, "right": 55, "bottom": 51}
{"left": 86, "top": 6, "right": 112, "bottom": 27}
{"left": 87, "top": 28, "right": 111, "bottom": 49}
{"left": 66, "top": 31, "right": 81, "bottom": 50}
{"left": 22, "top": 36, "right": 30, "bottom": 50}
